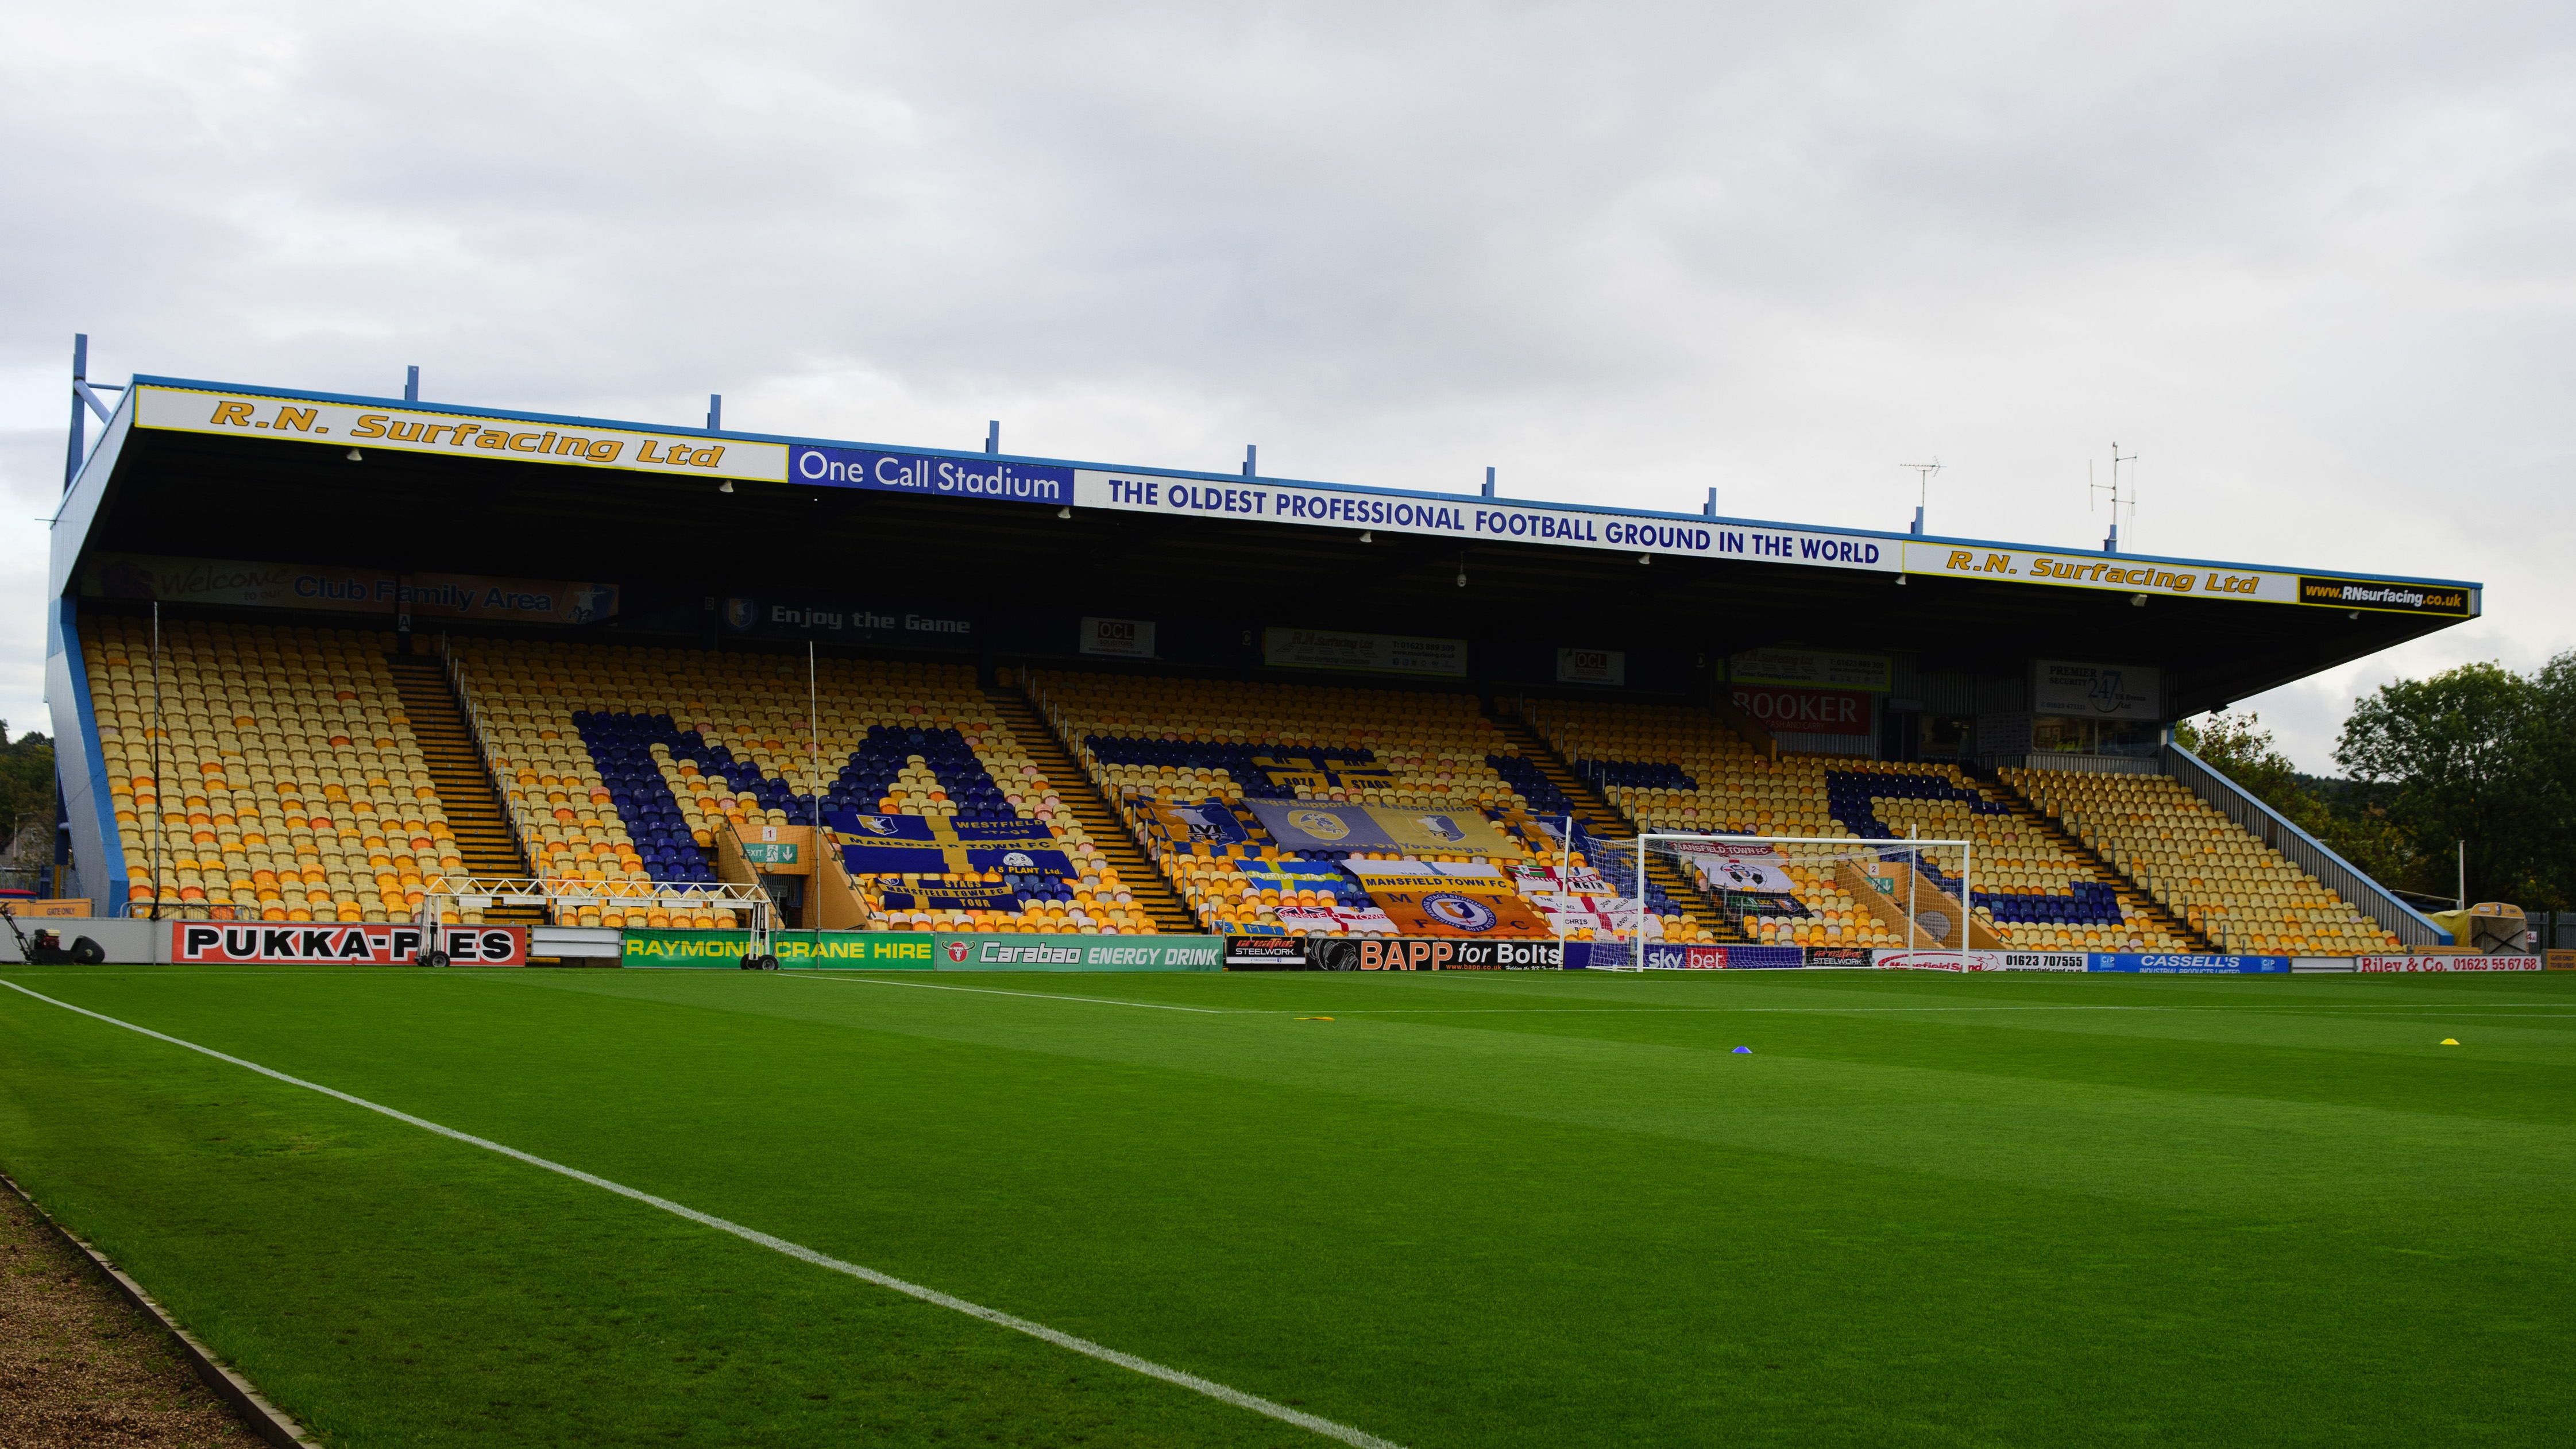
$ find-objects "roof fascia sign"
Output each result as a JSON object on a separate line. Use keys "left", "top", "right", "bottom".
{"left": 1899, "top": 541, "right": 2475, "bottom": 616}
{"left": 1068, "top": 469, "right": 1894, "bottom": 571}
{"left": 132, "top": 383, "right": 789, "bottom": 483}
{"left": 132, "top": 381, "right": 2476, "bottom": 615}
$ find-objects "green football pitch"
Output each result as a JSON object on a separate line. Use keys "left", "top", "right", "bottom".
{"left": 2, "top": 965, "right": 2570, "bottom": 1447}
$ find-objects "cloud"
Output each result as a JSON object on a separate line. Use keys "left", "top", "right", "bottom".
{"left": 2, "top": 0, "right": 2571, "bottom": 772}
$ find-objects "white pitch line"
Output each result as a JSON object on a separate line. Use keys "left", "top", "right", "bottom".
{"left": 0, "top": 980, "right": 1399, "bottom": 1449}
{"left": 787, "top": 973, "right": 1231, "bottom": 1013}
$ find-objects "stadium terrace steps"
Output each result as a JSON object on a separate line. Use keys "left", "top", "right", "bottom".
{"left": 1981, "top": 780, "right": 2213, "bottom": 952}
{"left": 1486, "top": 715, "right": 1744, "bottom": 944}
{"left": 384, "top": 657, "right": 543, "bottom": 927}
{"left": 987, "top": 689, "right": 1195, "bottom": 935}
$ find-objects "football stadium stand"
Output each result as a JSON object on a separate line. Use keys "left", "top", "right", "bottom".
{"left": 1025, "top": 670, "right": 1713, "bottom": 941}
{"left": 1518, "top": 697, "right": 2209, "bottom": 952}
{"left": 443, "top": 640, "right": 1175, "bottom": 932}
{"left": 41, "top": 362, "right": 2484, "bottom": 956}
{"left": 2005, "top": 767, "right": 2403, "bottom": 955}
{"left": 84, "top": 617, "right": 483, "bottom": 924}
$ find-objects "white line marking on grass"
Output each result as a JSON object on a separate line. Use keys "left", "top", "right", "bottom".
{"left": 787, "top": 973, "right": 1231, "bottom": 1013}
{"left": 0, "top": 980, "right": 1400, "bottom": 1449}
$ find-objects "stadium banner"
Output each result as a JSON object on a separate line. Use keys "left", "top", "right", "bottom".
{"left": 1225, "top": 935, "right": 1310, "bottom": 969}
{"left": 1803, "top": 946, "right": 1874, "bottom": 968}
{"left": 1079, "top": 616, "right": 1156, "bottom": 658}
{"left": 789, "top": 444, "right": 1072, "bottom": 505}
{"left": 1729, "top": 683, "right": 1873, "bottom": 737}
{"left": 2297, "top": 576, "right": 2472, "bottom": 616}
{"left": 1277, "top": 903, "right": 1400, "bottom": 933}
{"left": 2550, "top": 950, "right": 2576, "bottom": 971}
{"left": 1666, "top": 842, "right": 1796, "bottom": 894}
{"left": 1306, "top": 937, "right": 1573, "bottom": 970}
{"left": 86, "top": 552, "right": 617, "bottom": 625}
{"left": 2292, "top": 956, "right": 2358, "bottom": 972}
{"left": 2089, "top": 953, "right": 2292, "bottom": 973}
{"left": 1140, "top": 798, "right": 1249, "bottom": 847}
{"left": 932, "top": 933, "right": 1223, "bottom": 971}
{"left": 1265, "top": 627, "right": 1467, "bottom": 677}
{"left": 1246, "top": 799, "right": 1525, "bottom": 858}
{"left": 133, "top": 383, "right": 788, "bottom": 482}
{"left": 877, "top": 880, "right": 1020, "bottom": 910}
{"left": 827, "top": 811, "right": 1075, "bottom": 876}
{"left": 1369, "top": 883, "right": 1551, "bottom": 937}
{"left": 2353, "top": 954, "right": 2543, "bottom": 972}
{"left": 2032, "top": 660, "right": 2161, "bottom": 720}
{"left": 624, "top": 930, "right": 935, "bottom": 968}
{"left": 1904, "top": 540, "right": 2299, "bottom": 605}
{"left": 719, "top": 594, "right": 975, "bottom": 644}
{"left": 1871, "top": 949, "right": 2087, "bottom": 972}
{"left": 1073, "top": 468, "right": 1897, "bottom": 571}
{"left": 1555, "top": 647, "right": 1625, "bottom": 686}
{"left": 1640, "top": 944, "right": 1807, "bottom": 969}
{"left": 169, "top": 920, "right": 526, "bottom": 965}
{"left": 1728, "top": 648, "right": 1893, "bottom": 691}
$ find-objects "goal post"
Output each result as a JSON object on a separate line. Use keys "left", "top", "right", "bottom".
{"left": 1582, "top": 832, "right": 1975, "bottom": 971}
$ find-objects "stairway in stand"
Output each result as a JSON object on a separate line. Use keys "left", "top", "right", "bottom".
{"left": 984, "top": 689, "right": 1197, "bottom": 935}
{"left": 1979, "top": 778, "right": 2215, "bottom": 952}
{"left": 385, "top": 655, "right": 543, "bottom": 929}
{"left": 1487, "top": 714, "right": 1745, "bottom": 943}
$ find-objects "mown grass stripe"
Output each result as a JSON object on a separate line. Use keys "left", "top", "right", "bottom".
{"left": 0, "top": 977, "right": 1403, "bottom": 1449}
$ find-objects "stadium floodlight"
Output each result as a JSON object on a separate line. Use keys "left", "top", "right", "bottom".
{"left": 1581, "top": 832, "right": 1976, "bottom": 973}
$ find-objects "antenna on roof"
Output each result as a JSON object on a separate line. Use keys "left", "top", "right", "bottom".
{"left": 1900, "top": 459, "right": 1942, "bottom": 535}
{"left": 2090, "top": 442, "right": 2137, "bottom": 553}
{"left": 404, "top": 365, "right": 419, "bottom": 403}
{"left": 708, "top": 395, "right": 723, "bottom": 431}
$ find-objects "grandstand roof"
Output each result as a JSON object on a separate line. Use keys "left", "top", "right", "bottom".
{"left": 54, "top": 374, "right": 2480, "bottom": 717}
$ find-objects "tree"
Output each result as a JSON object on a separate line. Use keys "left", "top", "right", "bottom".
{"left": 0, "top": 724, "right": 55, "bottom": 865}
{"left": 2173, "top": 711, "right": 2414, "bottom": 888}
{"left": 2335, "top": 661, "right": 2565, "bottom": 909}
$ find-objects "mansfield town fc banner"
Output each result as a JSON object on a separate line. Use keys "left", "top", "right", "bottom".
{"left": 1246, "top": 800, "right": 1526, "bottom": 859}
{"left": 1341, "top": 861, "right": 1549, "bottom": 937}
{"left": 827, "top": 812, "right": 1075, "bottom": 877}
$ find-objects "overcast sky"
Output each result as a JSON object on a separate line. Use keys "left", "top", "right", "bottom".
{"left": 4, "top": 0, "right": 2569, "bottom": 772}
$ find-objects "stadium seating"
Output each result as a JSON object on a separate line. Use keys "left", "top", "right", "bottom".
{"left": 1025, "top": 671, "right": 1708, "bottom": 940}
{"left": 2004, "top": 768, "right": 2403, "bottom": 955}
{"left": 82, "top": 617, "right": 474, "bottom": 923}
{"left": 1516, "top": 697, "right": 2196, "bottom": 952}
{"left": 446, "top": 641, "right": 1149, "bottom": 932}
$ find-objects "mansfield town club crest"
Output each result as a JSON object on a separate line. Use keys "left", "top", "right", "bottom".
{"left": 946, "top": 940, "right": 970, "bottom": 963}
{"left": 858, "top": 816, "right": 900, "bottom": 836}
{"left": 725, "top": 597, "right": 758, "bottom": 631}
{"left": 1002, "top": 851, "right": 1035, "bottom": 870}
{"left": 1413, "top": 814, "right": 1465, "bottom": 844}
{"left": 1173, "top": 805, "right": 1229, "bottom": 842}
{"left": 1290, "top": 809, "right": 1351, "bottom": 840}
{"left": 1422, "top": 892, "right": 1499, "bottom": 932}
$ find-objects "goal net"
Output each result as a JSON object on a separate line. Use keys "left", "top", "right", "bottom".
{"left": 1581, "top": 833, "right": 1980, "bottom": 971}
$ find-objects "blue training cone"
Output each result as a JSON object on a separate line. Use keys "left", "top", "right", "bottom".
{"left": 1732, "top": 1046, "right": 1752, "bottom": 1054}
